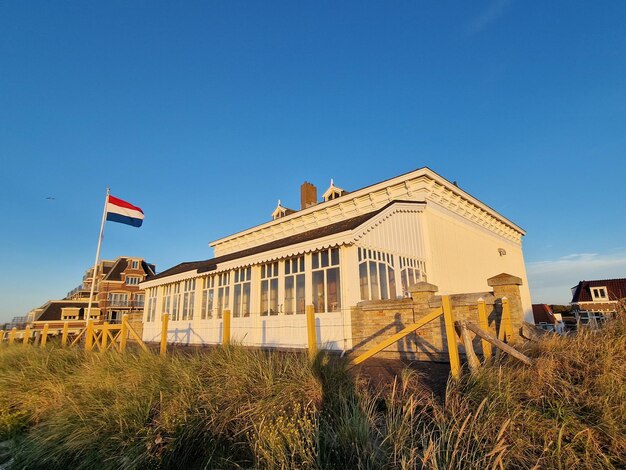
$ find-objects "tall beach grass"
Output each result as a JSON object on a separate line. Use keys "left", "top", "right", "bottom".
{"left": 0, "top": 315, "right": 624, "bottom": 469}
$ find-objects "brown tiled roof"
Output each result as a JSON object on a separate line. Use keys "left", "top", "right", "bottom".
{"left": 532, "top": 304, "right": 557, "bottom": 324}
{"left": 149, "top": 200, "right": 423, "bottom": 282}
{"left": 36, "top": 301, "right": 99, "bottom": 322}
{"left": 571, "top": 278, "right": 626, "bottom": 303}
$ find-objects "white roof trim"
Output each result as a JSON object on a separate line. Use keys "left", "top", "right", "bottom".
{"left": 209, "top": 167, "right": 525, "bottom": 249}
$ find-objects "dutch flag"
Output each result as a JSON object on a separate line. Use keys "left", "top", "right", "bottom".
{"left": 106, "top": 195, "right": 144, "bottom": 227}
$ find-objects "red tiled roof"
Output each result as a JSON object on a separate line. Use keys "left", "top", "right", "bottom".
{"left": 571, "top": 278, "right": 626, "bottom": 303}
{"left": 532, "top": 304, "right": 557, "bottom": 324}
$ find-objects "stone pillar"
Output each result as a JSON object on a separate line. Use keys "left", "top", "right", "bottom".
{"left": 487, "top": 273, "right": 524, "bottom": 340}
{"left": 408, "top": 282, "right": 438, "bottom": 322}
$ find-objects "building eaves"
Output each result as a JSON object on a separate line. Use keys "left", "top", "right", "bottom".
{"left": 149, "top": 200, "right": 421, "bottom": 282}
{"left": 209, "top": 166, "right": 526, "bottom": 249}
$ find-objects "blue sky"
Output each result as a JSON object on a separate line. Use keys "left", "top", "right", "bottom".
{"left": 1, "top": 1, "right": 625, "bottom": 322}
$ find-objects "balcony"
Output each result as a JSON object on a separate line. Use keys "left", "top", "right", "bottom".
{"left": 106, "top": 300, "right": 144, "bottom": 308}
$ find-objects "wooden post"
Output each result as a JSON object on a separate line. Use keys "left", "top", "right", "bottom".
{"left": 160, "top": 313, "right": 169, "bottom": 357}
{"left": 101, "top": 322, "right": 109, "bottom": 350}
{"left": 463, "top": 321, "right": 533, "bottom": 366}
{"left": 61, "top": 322, "right": 69, "bottom": 347}
{"left": 477, "top": 298, "right": 493, "bottom": 361}
{"left": 85, "top": 320, "right": 94, "bottom": 351}
{"left": 120, "top": 315, "right": 128, "bottom": 352}
{"left": 306, "top": 305, "right": 317, "bottom": 359}
{"left": 41, "top": 324, "right": 50, "bottom": 347}
{"left": 9, "top": 328, "right": 17, "bottom": 345}
{"left": 460, "top": 322, "right": 480, "bottom": 372}
{"left": 223, "top": 309, "right": 231, "bottom": 346}
{"left": 23, "top": 326, "right": 31, "bottom": 346}
{"left": 442, "top": 295, "right": 461, "bottom": 379}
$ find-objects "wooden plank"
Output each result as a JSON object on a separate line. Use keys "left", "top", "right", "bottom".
{"left": 351, "top": 307, "right": 443, "bottom": 366}
{"left": 461, "top": 322, "right": 481, "bottom": 371}
{"left": 306, "top": 306, "right": 316, "bottom": 359}
{"left": 125, "top": 318, "right": 149, "bottom": 353}
{"left": 477, "top": 298, "right": 492, "bottom": 361}
{"left": 462, "top": 321, "right": 533, "bottom": 366}
{"left": 442, "top": 295, "right": 461, "bottom": 379}
{"left": 160, "top": 313, "right": 169, "bottom": 357}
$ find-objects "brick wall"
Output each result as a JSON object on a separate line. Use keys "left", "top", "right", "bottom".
{"left": 350, "top": 273, "right": 524, "bottom": 362}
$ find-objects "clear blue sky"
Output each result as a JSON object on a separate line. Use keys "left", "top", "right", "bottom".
{"left": 1, "top": 1, "right": 625, "bottom": 322}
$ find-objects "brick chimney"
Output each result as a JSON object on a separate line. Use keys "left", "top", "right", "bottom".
{"left": 300, "top": 182, "right": 318, "bottom": 210}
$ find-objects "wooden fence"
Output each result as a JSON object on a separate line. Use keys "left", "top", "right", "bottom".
{"left": 1, "top": 298, "right": 532, "bottom": 377}
{"left": 0, "top": 314, "right": 154, "bottom": 355}
{"left": 348, "top": 295, "right": 531, "bottom": 378}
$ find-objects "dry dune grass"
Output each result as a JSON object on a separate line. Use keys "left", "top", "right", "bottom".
{"left": 0, "top": 315, "right": 623, "bottom": 469}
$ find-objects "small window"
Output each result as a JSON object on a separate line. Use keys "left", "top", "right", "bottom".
{"left": 131, "top": 260, "right": 139, "bottom": 269}
{"left": 591, "top": 286, "right": 608, "bottom": 301}
{"left": 126, "top": 276, "right": 141, "bottom": 286}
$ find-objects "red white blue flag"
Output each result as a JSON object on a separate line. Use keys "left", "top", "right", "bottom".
{"left": 106, "top": 195, "right": 144, "bottom": 227}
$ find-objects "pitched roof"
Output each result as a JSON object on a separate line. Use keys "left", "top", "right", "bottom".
{"left": 104, "top": 258, "right": 129, "bottom": 281}
{"left": 532, "top": 304, "right": 557, "bottom": 324}
{"left": 149, "top": 200, "right": 422, "bottom": 282}
{"left": 36, "top": 301, "right": 99, "bottom": 322}
{"left": 571, "top": 278, "right": 626, "bottom": 303}
{"left": 103, "top": 257, "right": 156, "bottom": 281}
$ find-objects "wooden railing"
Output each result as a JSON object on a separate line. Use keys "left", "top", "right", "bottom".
{"left": 0, "top": 314, "right": 154, "bottom": 354}
{"left": 348, "top": 295, "right": 531, "bottom": 378}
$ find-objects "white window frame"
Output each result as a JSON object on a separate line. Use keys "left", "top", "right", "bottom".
{"left": 233, "top": 267, "right": 252, "bottom": 318}
{"left": 591, "top": 286, "right": 608, "bottom": 301}
{"left": 311, "top": 247, "right": 341, "bottom": 313}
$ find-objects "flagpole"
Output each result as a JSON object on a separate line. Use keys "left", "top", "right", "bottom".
{"left": 86, "top": 188, "right": 110, "bottom": 323}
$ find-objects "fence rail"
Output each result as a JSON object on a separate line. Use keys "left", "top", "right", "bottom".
{"left": 0, "top": 314, "right": 151, "bottom": 354}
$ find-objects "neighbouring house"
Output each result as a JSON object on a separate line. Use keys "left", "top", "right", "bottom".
{"left": 532, "top": 304, "right": 565, "bottom": 333}
{"left": 141, "top": 167, "right": 533, "bottom": 351}
{"left": 570, "top": 278, "right": 626, "bottom": 325}
{"left": 95, "top": 257, "right": 156, "bottom": 322}
{"left": 27, "top": 257, "right": 156, "bottom": 331}
{"left": 31, "top": 300, "right": 101, "bottom": 332}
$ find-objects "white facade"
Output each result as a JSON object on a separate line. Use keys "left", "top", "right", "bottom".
{"left": 141, "top": 168, "right": 532, "bottom": 350}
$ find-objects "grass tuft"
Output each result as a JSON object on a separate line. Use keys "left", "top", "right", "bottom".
{"left": 0, "top": 315, "right": 624, "bottom": 469}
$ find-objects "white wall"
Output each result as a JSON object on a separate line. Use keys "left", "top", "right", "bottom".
{"left": 424, "top": 203, "right": 533, "bottom": 322}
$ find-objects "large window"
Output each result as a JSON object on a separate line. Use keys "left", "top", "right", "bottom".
{"left": 162, "top": 285, "right": 172, "bottom": 318}
{"left": 108, "top": 292, "right": 129, "bottom": 307}
{"left": 260, "top": 262, "right": 279, "bottom": 316}
{"left": 284, "top": 256, "right": 305, "bottom": 315}
{"left": 182, "top": 279, "right": 196, "bottom": 321}
{"left": 201, "top": 276, "right": 215, "bottom": 320}
{"left": 171, "top": 283, "right": 181, "bottom": 321}
{"left": 358, "top": 248, "right": 397, "bottom": 301}
{"left": 312, "top": 248, "right": 341, "bottom": 313}
{"left": 233, "top": 267, "right": 252, "bottom": 317}
{"left": 134, "top": 293, "right": 145, "bottom": 308}
{"left": 216, "top": 272, "right": 230, "bottom": 319}
{"left": 146, "top": 288, "right": 157, "bottom": 322}
{"left": 399, "top": 256, "right": 426, "bottom": 295}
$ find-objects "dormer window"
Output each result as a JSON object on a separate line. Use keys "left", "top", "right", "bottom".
{"left": 130, "top": 260, "right": 139, "bottom": 269}
{"left": 322, "top": 179, "right": 346, "bottom": 202}
{"left": 271, "top": 200, "right": 295, "bottom": 220}
{"left": 591, "top": 287, "right": 608, "bottom": 301}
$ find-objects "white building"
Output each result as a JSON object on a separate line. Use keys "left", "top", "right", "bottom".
{"left": 141, "top": 167, "right": 532, "bottom": 350}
